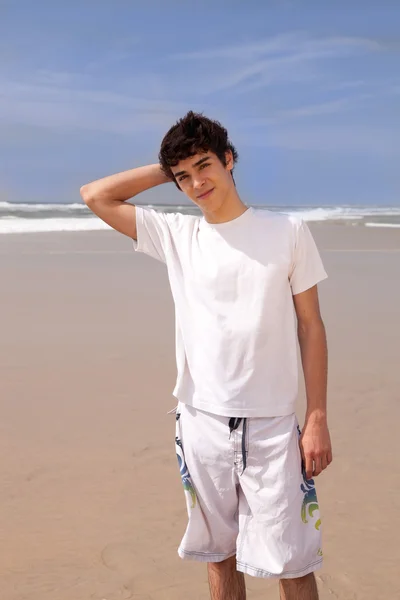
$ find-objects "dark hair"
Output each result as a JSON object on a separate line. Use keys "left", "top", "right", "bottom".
{"left": 159, "top": 111, "right": 238, "bottom": 189}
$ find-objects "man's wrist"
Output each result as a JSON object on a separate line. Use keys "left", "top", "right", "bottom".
{"left": 154, "top": 163, "right": 171, "bottom": 184}
{"left": 304, "top": 408, "right": 327, "bottom": 425}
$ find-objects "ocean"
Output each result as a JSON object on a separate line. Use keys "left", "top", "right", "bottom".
{"left": 1, "top": 202, "right": 399, "bottom": 234}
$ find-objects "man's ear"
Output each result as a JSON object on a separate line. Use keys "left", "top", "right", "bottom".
{"left": 225, "top": 150, "right": 234, "bottom": 171}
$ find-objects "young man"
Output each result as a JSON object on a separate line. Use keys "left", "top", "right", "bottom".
{"left": 81, "top": 112, "right": 332, "bottom": 600}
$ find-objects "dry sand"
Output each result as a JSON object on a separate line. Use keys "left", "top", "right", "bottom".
{"left": 1, "top": 223, "right": 399, "bottom": 600}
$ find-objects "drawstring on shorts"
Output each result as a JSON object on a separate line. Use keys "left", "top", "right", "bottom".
{"left": 228, "top": 417, "right": 248, "bottom": 473}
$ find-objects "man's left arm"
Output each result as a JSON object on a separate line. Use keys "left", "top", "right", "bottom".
{"left": 293, "top": 285, "right": 333, "bottom": 480}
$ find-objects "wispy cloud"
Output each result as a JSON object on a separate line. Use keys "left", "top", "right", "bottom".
{"left": 325, "top": 79, "right": 367, "bottom": 91}
{"left": 0, "top": 72, "right": 189, "bottom": 134}
{"left": 244, "top": 93, "right": 376, "bottom": 125}
{"left": 207, "top": 52, "right": 320, "bottom": 94}
{"left": 170, "top": 33, "right": 382, "bottom": 61}
{"left": 84, "top": 36, "right": 142, "bottom": 72}
{"left": 1, "top": 30, "right": 395, "bottom": 135}
{"left": 237, "top": 124, "right": 398, "bottom": 156}
{"left": 169, "top": 33, "right": 387, "bottom": 95}
{"left": 170, "top": 33, "right": 301, "bottom": 60}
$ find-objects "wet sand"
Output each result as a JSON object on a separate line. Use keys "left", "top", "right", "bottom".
{"left": 1, "top": 223, "right": 399, "bottom": 599}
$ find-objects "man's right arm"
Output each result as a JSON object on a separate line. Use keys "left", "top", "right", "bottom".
{"left": 80, "top": 164, "right": 170, "bottom": 240}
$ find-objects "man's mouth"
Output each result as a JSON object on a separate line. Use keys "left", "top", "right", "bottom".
{"left": 197, "top": 188, "right": 215, "bottom": 200}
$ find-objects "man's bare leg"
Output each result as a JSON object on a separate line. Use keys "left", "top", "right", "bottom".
{"left": 207, "top": 556, "right": 246, "bottom": 600}
{"left": 279, "top": 573, "right": 319, "bottom": 599}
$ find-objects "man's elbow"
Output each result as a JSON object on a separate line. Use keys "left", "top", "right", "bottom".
{"left": 297, "top": 316, "right": 325, "bottom": 339}
{"left": 80, "top": 184, "right": 94, "bottom": 206}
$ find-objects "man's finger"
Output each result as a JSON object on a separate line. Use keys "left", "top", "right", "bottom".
{"left": 321, "top": 454, "right": 328, "bottom": 471}
{"left": 305, "top": 455, "right": 314, "bottom": 480}
{"left": 313, "top": 456, "right": 322, "bottom": 477}
{"left": 327, "top": 450, "right": 333, "bottom": 465}
{"left": 299, "top": 439, "right": 305, "bottom": 462}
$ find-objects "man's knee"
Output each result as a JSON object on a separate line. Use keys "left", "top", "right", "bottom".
{"left": 208, "top": 555, "right": 237, "bottom": 572}
{"left": 280, "top": 572, "right": 318, "bottom": 597}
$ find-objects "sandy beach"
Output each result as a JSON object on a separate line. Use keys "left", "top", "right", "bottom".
{"left": 1, "top": 222, "right": 399, "bottom": 600}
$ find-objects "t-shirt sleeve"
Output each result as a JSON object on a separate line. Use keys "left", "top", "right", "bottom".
{"left": 289, "top": 219, "right": 328, "bottom": 295}
{"left": 132, "top": 206, "right": 178, "bottom": 264}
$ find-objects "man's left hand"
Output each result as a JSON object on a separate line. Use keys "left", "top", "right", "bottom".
{"left": 299, "top": 415, "right": 332, "bottom": 480}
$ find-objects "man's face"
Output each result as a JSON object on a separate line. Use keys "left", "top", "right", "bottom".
{"left": 171, "top": 151, "right": 234, "bottom": 213}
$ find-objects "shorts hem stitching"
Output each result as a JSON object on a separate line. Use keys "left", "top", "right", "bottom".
{"left": 178, "top": 548, "right": 237, "bottom": 563}
{"left": 236, "top": 558, "right": 323, "bottom": 579}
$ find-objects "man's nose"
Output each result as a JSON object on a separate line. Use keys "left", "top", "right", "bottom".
{"left": 193, "top": 174, "right": 205, "bottom": 189}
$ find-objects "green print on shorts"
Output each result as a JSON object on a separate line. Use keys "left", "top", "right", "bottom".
{"left": 300, "top": 468, "right": 321, "bottom": 531}
{"left": 297, "top": 424, "right": 321, "bottom": 531}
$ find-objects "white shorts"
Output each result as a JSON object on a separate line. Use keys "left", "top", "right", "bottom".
{"left": 174, "top": 402, "right": 323, "bottom": 579}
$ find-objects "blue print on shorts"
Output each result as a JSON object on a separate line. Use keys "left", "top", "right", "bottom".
{"left": 175, "top": 413, "right": 197, "bottom": 509}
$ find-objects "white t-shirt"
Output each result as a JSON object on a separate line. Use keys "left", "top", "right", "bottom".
{"left": 133, "top": 206, "right": 327, "bottom": 417}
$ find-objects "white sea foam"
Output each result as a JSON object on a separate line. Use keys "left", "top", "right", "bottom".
{"left": 0, "top": 201, "right": 87, "bottom": 212}
{"left": 1, "top": 203, "right": 399, "bottom": 234}
{"left": 283, "top": 207, "right": 360, "bottom": 221}
{"left": 281, "top": 207, "right": 400, "bottom": 221}
{"left": 364, "top": 222, "right": 400, "bottom": 228}
{"left": 0, "top": 217, "right": 112, "bottom": 234}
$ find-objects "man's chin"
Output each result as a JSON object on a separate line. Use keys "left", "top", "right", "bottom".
{"left": 198, "top": 196, "right": 222, "bottom": 213}
{"left": 199, "top": 202, "right": 219, "bottom": 215}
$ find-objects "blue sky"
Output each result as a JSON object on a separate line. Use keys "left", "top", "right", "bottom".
{"left": 1, "top": 0, "right": 399, "bottom": 206}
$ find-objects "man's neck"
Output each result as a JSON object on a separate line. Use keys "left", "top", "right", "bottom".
{"left": 202, "top": 192, "right": 248, "bottom": 225}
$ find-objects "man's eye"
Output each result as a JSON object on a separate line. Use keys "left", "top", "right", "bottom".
{"left": 178, "top": 174, "right": 188, "bottom": 182}
{"left": 199, "top": 163, "right": 210, "bottom": 170}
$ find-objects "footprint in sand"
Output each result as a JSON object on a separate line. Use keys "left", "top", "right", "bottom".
{"left": 101, "top": 542, "right": 179, "bottom": 597}
{"left": 316, "top": 573, "right": 358, "bottom": 600}
{"left": 101, "top": 542, "right": 143, "bottom": 577}
{"left": 91, "top": 589, "right": 133, "bottom": 600}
